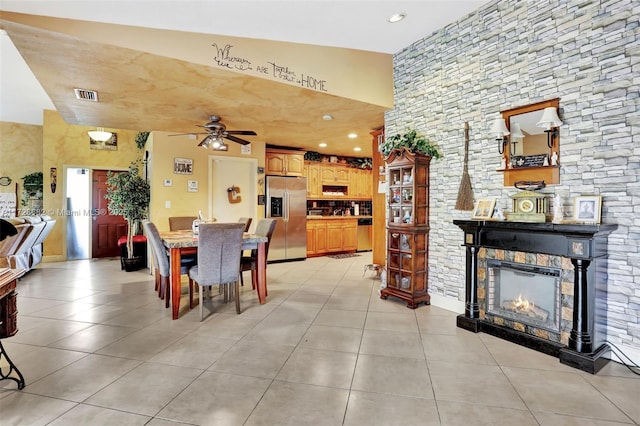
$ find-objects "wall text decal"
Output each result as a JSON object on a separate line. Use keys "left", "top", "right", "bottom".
{"left": 211, "top": 42, "right": 328, "bottom": 92}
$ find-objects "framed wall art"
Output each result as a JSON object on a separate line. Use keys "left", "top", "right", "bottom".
{"left": 471, "top": 197, "right": 496, "bottom": 220}
{"left": 90, "top": 133, "right": 118, "bottom": 150}
{"left": 573, "top": 195, "right": 602, "bottom": 224}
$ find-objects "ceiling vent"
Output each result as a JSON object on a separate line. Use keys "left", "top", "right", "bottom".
{"left": 74, "top": 88, "right": 99, "bottom": 102}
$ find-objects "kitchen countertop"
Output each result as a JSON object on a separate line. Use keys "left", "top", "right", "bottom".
{"left": 306, "top": 215, "right": 372, "bottom": 220}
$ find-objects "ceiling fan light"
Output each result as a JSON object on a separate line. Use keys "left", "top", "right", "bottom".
{"left": 88, "top": 127, "right": 112, "bottom": 142}
{"left": 213, "top": 142, "right": 228, "bottom": 151}
{"left": 199, "top": 135, "right": 212, "bottom": 148}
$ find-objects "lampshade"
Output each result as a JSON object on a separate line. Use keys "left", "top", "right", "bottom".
{"left": 536, "top": 107, "right": 562, "bottom": 130}
{"left": 510, "top": 122, "right": 525, "bottom": 139}
{"left": 199, "top": 135, "right": 212, "bottom": 149}
{"left": 88, "top": 127, "right": 113, "bottom": 142}
{"left": 489, "top": 118, "right": 510, "bottom": 137}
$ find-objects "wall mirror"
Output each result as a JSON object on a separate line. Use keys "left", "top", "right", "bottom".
{"left": 499, "top": 98, "right": 560, "bottom": 187}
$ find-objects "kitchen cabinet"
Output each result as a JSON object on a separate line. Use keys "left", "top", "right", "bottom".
{"left": 303, "top": 162, "right": 322, "bottom": 198}
{"left": 306, "top": 218, "right": 356, "bottom": 256}
{"left": 265, "top": 149, "right": 305, "bottom": 176}
{"left": 321, "top": 165, "right": 349, "bottom": 184}
{"left": 349, "top": 168, "right": 372, "bottom": 199}
{"left": 306, "top": 219, "right": 327, "bottom": 256}
{"left": 341, "top": 220, "right": 357, "bottom": 251}
{"left": 381, "top": 148, "right": 431, "bottom": 309}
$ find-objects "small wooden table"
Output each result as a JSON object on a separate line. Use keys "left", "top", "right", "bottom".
{"left": 161, "top": 231, "right": 269, "bottom": 320}
{"left": 0, "top": 268, "right": 26, "bottom": 389}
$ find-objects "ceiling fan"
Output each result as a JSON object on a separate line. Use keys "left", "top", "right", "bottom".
{"left": 171, "top": 115, "right": 257, "bottom": 148}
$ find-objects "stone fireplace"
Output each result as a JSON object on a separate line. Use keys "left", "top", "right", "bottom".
{"left": 482, "top": 255, "right": 567, "bottom": 345}
{"left": 453, "top": 220, "right": 617, "bottom": 374}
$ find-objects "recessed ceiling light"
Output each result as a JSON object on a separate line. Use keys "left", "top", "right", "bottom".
{"left": 322, "top": 114, "right": 333, "bottom": 120}
{"left": 388, "top": 13, "right": 406, "bottom": 23}
{"left": 353, "top": 147, "right": 362, "bottom": 152}
{"left": 318, "top": 142, "right": 327, "bottom": 148}
{"left": 348, "top": 133, "right": 357, "bottom": 139}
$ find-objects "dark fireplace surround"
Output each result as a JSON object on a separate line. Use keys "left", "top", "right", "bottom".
{"left": 453, "top": 220, "right": 617, "bottom": 374}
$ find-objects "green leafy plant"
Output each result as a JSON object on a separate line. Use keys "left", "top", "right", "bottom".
{"left": 347, "top": 158, "right": 373, "bottom": 169}
{"left": 304, "top": 151, "right": 322, "bottom": 162}
{"left": 379, "top": 129, "right": 441, "bottom": 159}
{"left": 135, "top": 131, "right": 150, "bottom": 150}
{"left": 21, "top": 172, "right": 43, "bottom": 207}
{"left": 105, "top": 161, "right": 150, "bottom": 259}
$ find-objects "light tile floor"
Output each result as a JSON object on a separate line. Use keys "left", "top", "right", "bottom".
{"left": 1, "top": 254, "right": 639, "bottom": 425}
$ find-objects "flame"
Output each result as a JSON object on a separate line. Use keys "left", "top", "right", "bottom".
{"left": 513, "top": 294, "right": 534, "bottom": 312}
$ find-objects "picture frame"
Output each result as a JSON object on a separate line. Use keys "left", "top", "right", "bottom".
{"left": 573, "top": 195, "right": 602, "bottom": 224}
{"left": 89, "top": 133, "right": 117, "bottom": 150}
{"left": 472, "top": 197, "right": 496, "bottom": 220}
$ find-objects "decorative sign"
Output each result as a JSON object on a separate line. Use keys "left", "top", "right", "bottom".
{"left": 188, "top": 180, "right": 198, "bottom": 192}
{"left": 174, "top": 158, "right": 193, "bottom": 175}
{"left": 241, "top": 143, "right": 251, "bottom": 155}
{"left": 511, "top": 154, "right": 548, "bottom": 168}
{"left": 0, "top": 192, "right": 17, "bottom": 218}
{"left": 211, "top": 42, "right": 328, "bottom": 93}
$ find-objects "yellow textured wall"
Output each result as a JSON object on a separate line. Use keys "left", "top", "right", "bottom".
{"left": 149, "top": 133, "right": 265, "bottom": 232}
{"left": 0, "top": 121, "right": 43, "bottom": 210}
{"left": 42, "top": 110, "right": 140, "bottom": 259}
{"left": 2, "top": 111, "right": 266, "bottom": 261}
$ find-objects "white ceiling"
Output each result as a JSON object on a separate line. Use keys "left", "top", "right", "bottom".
{"left": 0, "top": 0, "right": 490, "bottom": 155}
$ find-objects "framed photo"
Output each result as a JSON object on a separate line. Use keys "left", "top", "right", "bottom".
{"left": 472, "top": 197, "right": 496, "bottom": 220}
{"left": 573, "top": 195, "right": 602, "bottom": 223}
{"left": 89, "top": 133, "right": 117, "bottom": 150}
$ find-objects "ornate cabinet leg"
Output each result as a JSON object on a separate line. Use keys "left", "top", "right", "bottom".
{"left": 0, "top": 340, "right": 25, "bottom": 389}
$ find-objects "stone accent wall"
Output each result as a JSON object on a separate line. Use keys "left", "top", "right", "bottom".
{"left": 386, "top": 0, "right": 640, "bottom": 361}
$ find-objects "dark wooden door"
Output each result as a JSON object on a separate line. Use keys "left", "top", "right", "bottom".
{"left": 92, "top": 170, "right": 127, "bottom": 258}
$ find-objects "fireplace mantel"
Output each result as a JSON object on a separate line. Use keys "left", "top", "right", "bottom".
{"left": 453, "top": 219, "right": 617, "bottom": 374}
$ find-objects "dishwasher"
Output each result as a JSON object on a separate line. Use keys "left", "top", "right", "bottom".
{"left": 356, "top": 218, "right": 372, "bottom": 252}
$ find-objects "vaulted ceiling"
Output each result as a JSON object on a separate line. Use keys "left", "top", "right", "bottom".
{"left": 0, "top": 1, "right": 489, "bottom": 157}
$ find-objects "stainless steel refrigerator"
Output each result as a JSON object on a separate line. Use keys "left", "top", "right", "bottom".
{"left": 265, "top": 176, "right": 307, "bottom": 262}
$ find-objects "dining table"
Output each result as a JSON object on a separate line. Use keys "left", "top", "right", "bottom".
{"left": 161, "top": 230, "right": 269, "bottom": 320}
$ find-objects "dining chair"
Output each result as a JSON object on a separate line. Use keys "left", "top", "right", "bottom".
{"left": 142, "top": 220, "right": 196, "bottom": 308}
{"left": 238, "top": 217, "right": 252, "bottom": 232}
{"left": 168, "top": 216, "right": 198, "bottom": 231}
{"left": 188, "top": 222, "right": 245, "bottom": 321}
{"left": 239, "top": 218, "right": 277, "bottom": 289}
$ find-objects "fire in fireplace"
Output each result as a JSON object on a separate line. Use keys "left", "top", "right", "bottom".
{"left": 486, "top": 261, "right": 561, "bottom": 333}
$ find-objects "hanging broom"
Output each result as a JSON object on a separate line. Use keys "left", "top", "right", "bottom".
{"left": 455, "top": 121, "right": 474, "bottom": 210}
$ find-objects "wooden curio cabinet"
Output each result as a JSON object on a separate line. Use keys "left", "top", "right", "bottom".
{"left": 381, "top": 148, "right": 431, "bottom": 308}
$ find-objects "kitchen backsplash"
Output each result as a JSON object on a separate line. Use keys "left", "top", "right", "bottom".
{"left": 307, "top": 200, "right": 372, "bottom": 216}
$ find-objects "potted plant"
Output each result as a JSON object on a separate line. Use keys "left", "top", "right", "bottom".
{"left": 379, "top": 129, "right": 442, "bottom": 160}
{"left": 105, "top": 160, "right": 151, "bottom": 271}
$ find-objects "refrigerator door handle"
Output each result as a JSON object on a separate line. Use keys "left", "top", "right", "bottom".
{"left": 283, "top": 190, "right": 289, "bottom": 222}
